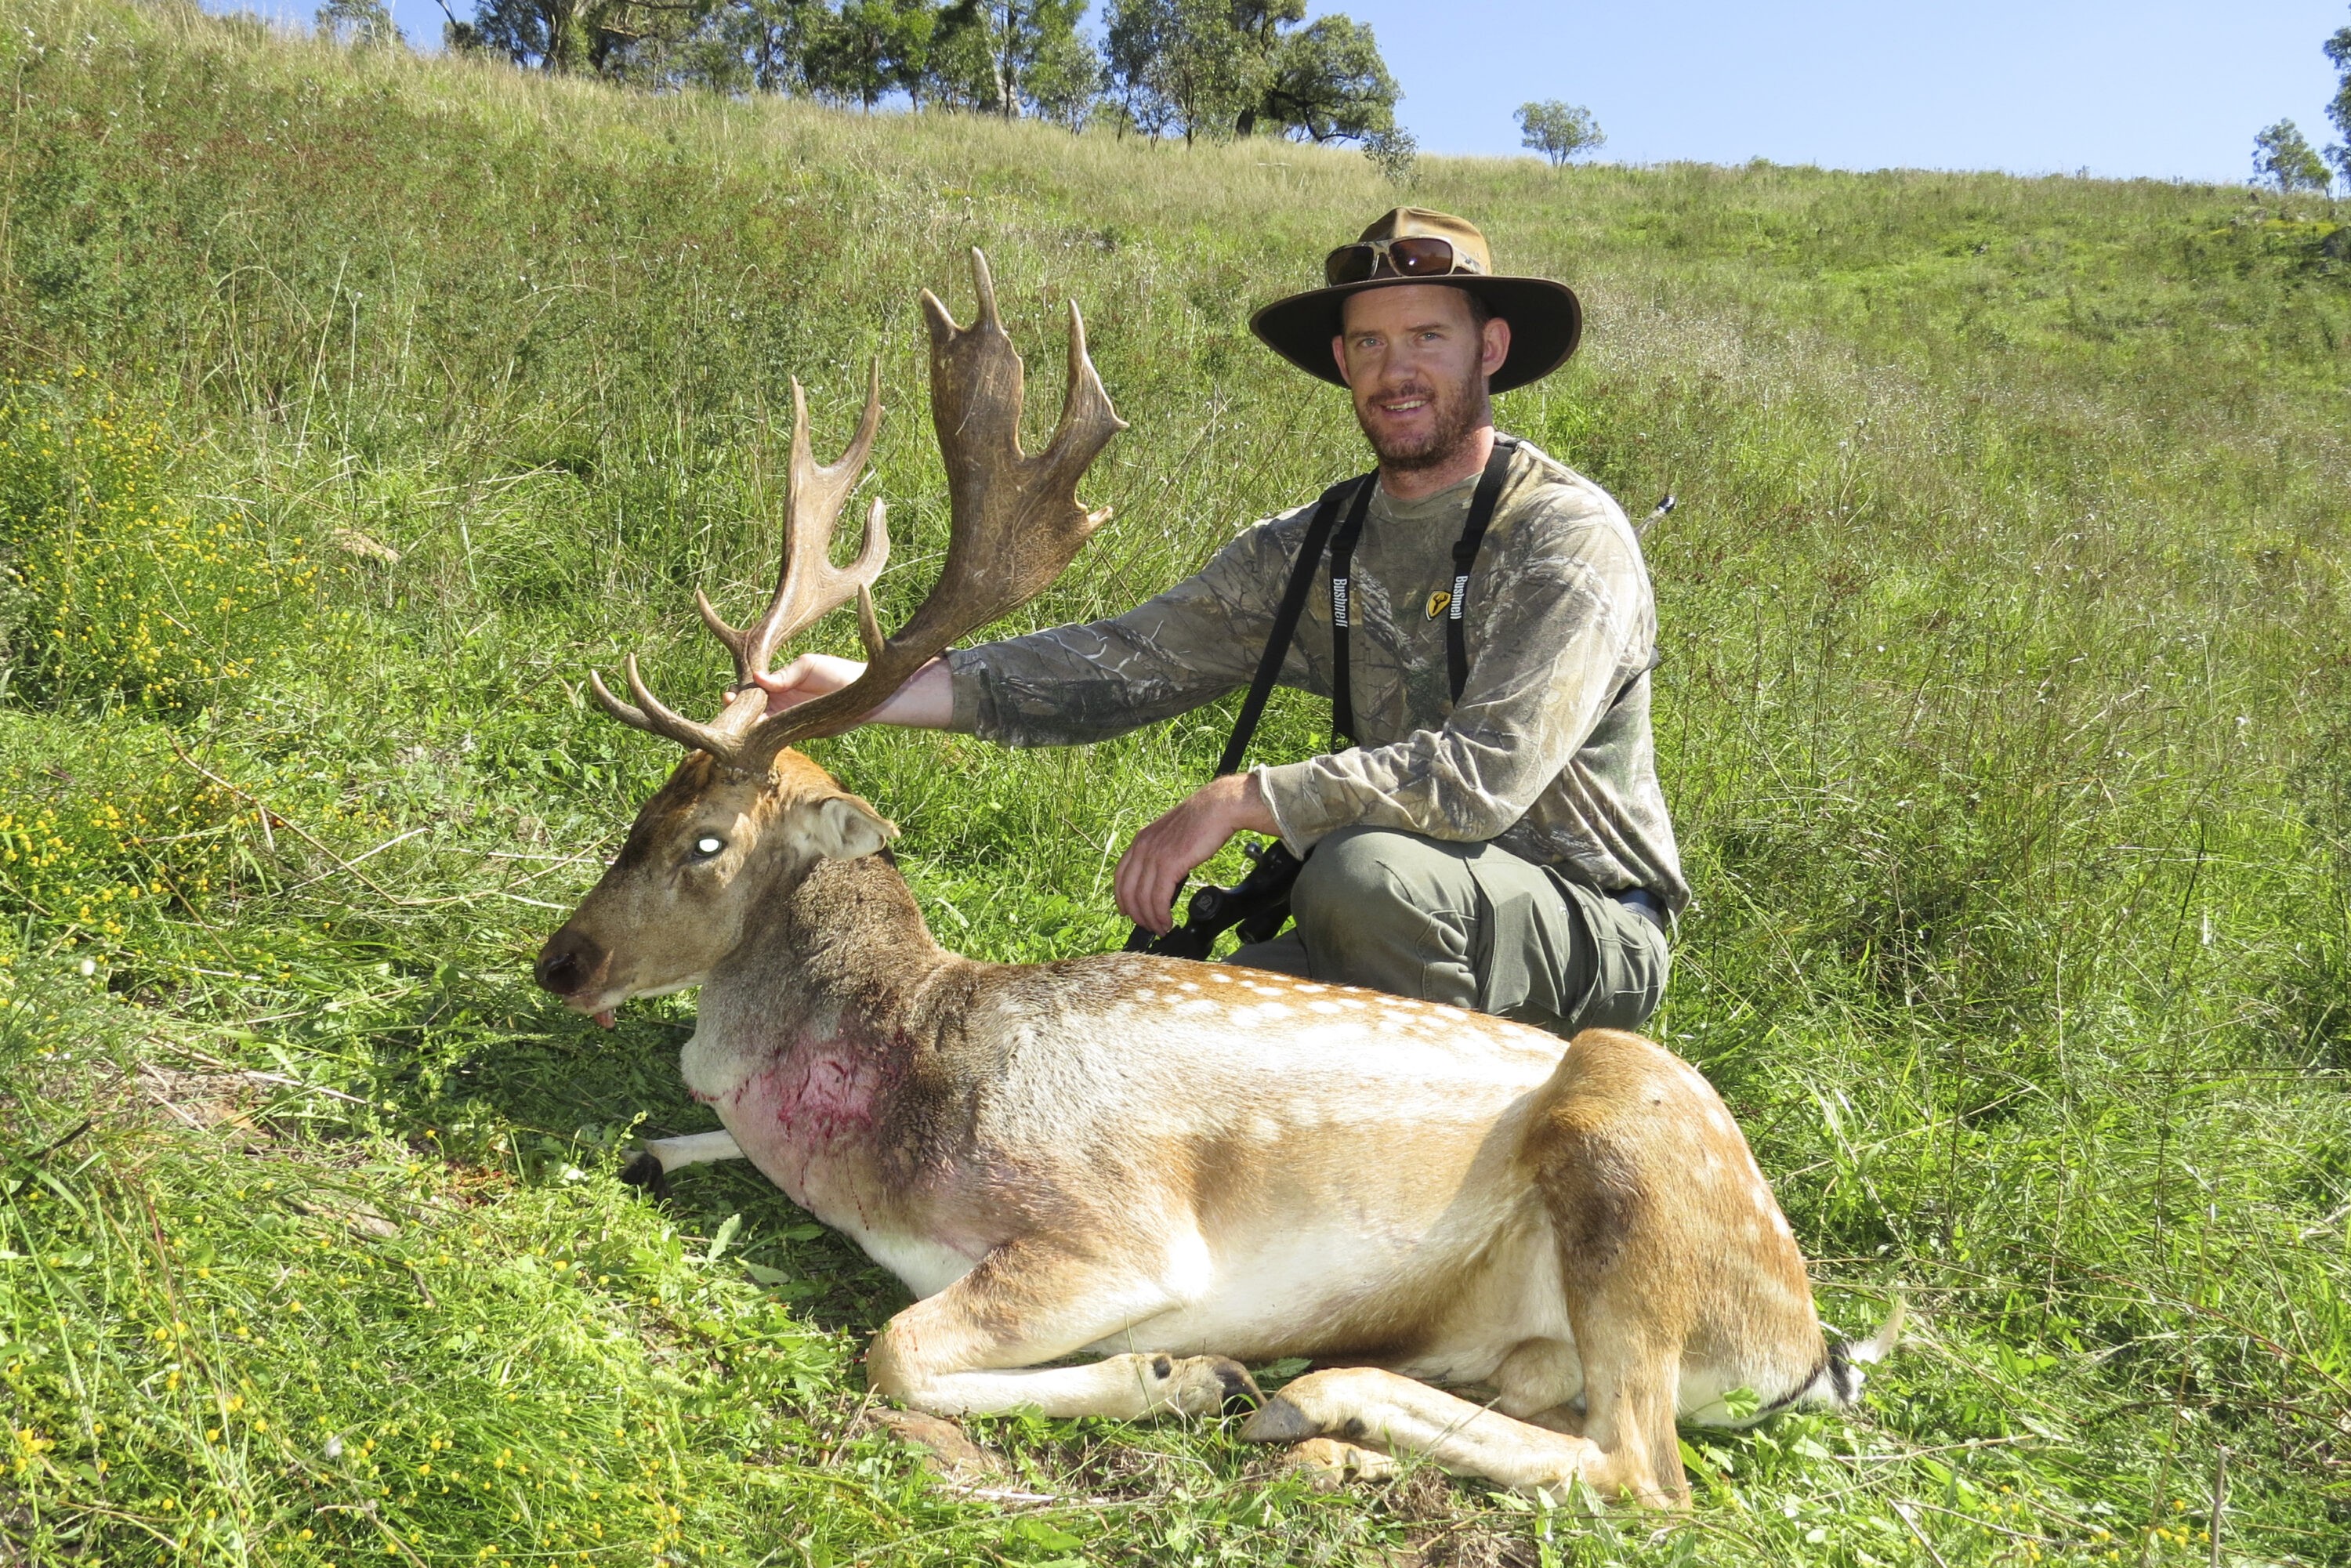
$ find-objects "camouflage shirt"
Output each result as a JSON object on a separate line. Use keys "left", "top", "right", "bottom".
{"left": 946, "top": 438, "right": 1687, "bottom": 911}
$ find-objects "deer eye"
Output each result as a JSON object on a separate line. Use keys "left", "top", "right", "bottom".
{"left": 691, "top": 835, "right": 725, "bottom": 859}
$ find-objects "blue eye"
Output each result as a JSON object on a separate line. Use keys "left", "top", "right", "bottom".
{"left": 692, "top": 835, "right": 725, "bottom": 858}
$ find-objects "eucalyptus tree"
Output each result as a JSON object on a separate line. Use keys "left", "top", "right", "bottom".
{"left": 1251, "top": 15, "right": 1396, "bottom": 143}
{"left": 922, "top": 0, "right": 1097, "bottom": 117}
{"left": 1105, "top": 0, "right": 1396, "bottom": 146}
{"left": 723, "top": 0, "right": 828, "bottom": 92}
{"left": 805, "top": 0, "right": 936, "bottom": 108}
{"left": 2252, "top": 120, "right": 2331, "bottom": 194}
{"left": 2327, "top": 11, "right": 2350, "bottom": 187}
{"left": 316, "top": 0, "right": 402, "bottom": 47}
{"left": 464, "top": 0, "right": 708, "bottom": 74}
{"left": 1516, "top": 100, "right": 1605, "bottom": 165}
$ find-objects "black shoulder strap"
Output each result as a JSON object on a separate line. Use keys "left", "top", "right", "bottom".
{"left": 1222, "top": 439, "right": 1514, "bottom": 770}
{"left": 1444, "top": 438, "right": 1516, "bottom": 706}
{"left": 1322, "top": 477, "right": 1378, "bottom": 747}
{"left": 1214, "top": 474, "right": 1374, "bottom": 777}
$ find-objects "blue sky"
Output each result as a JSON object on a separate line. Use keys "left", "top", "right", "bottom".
{"left": 313, "top": 0, "right": 2347, "bottom": 183}
{"left": 1335, "top": 0, "right": 2349, "bottom": 181}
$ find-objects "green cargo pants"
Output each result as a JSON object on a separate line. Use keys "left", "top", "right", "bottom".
{"left": 1228, "top": 826, "right": 1671, "bottom": 1037}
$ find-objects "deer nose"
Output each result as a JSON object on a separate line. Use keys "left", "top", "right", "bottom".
{"left": 534, "top": 929, "right": 603, "bottom": 998}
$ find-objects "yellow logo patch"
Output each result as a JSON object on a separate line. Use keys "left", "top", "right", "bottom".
{"left": 1425, "top": 589, "right": 1452, "bottom": 621}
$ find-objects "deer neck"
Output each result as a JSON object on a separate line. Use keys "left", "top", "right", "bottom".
{"left": 771, "top": 851, "right": 949, "bottom": 1016}
{"left": 682, "top": 852, "right": 951, "bottom": 1104}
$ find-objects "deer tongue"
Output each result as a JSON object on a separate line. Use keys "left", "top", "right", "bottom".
{"left": 593, "top": 1009, "right": 617, "bottom": 1030}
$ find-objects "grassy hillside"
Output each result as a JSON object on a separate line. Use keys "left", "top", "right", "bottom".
{"left": 4, "top": 1, "right": 2350, "bottom": 1563}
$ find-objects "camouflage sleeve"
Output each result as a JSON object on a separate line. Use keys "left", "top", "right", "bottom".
{"left": 946, "top": 509, "right": 1306, "bottom": 747}
{"left": 1255, "top": 492, "right": 1646, "bottom": 850}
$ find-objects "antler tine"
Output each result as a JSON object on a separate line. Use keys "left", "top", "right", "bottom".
{"left": 697, "top": 363, "right": 889, "bottom": 686}
{"left": 1045, "top": 296, "right": 1123, "bottom": 523}
{"left": 588, "top": 658, "right": 754, "bottom": 763}
{"left": 739, "top": 249, "right": 1126, "bottom": 762}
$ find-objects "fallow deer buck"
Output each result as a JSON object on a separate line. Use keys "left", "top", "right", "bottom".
{"left": 535, "top": 252, "right": 1895, "bottom": 1506}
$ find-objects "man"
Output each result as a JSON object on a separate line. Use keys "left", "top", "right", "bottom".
{"left": 759, "top": 208, "right": 1683, "bottom": 1037}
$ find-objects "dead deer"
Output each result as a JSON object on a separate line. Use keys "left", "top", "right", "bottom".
{"left": 534, "top": 252, "right": 1896, "bottom": 1506}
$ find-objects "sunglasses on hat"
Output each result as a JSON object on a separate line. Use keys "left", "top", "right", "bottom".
{"left": 1322, "top": 235, "right": 1483, "bottom": 287}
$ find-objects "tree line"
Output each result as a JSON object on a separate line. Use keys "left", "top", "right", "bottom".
{"left": 318, "top": 0, "right": 1404, "bottom": 152}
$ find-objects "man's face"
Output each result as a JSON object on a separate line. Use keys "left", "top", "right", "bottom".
{"left": 1331, "top": 284, "right": 1511, "bottom": 472}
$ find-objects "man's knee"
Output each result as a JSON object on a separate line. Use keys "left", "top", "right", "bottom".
{"left": 1285, "top": 828, "right": 1474, "bottom": 1000}
{"left": 1290, "top": 827, "right": 1438, "bottom": 940}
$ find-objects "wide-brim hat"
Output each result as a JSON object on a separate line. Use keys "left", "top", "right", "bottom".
{"left": 1248, "top": 208, "right": 1583, "bottom": 395}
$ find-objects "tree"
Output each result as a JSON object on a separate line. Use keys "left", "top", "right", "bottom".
{"left": 1253, "top": 15, "right": 1396, "bottom": 143}
{"left": 1516, "top": 100, "right": 1604, "bottom": 166}
{"left": 924, "top": 2, "right": 1003, "bottom": 109}
{"left": 1222, "top": 0, "right": 1292, "bottom": 136}
{"left": 2253, "top": 119, "right": 2331, "bottom": 194}
{"left": 1022, "top": 14, "right": 1106, "bottom": 128}
{"left": 1103, "top": 0, "right": 1254, "bottom": 143}
{"left": 469, "top": 0, "right": 603, "bottom": 71}
{"left": 715, "top": 0, "right": 828, "bottom": 92}
{"left": 806, "top": 0, "right": 935, "bottom": 108}
{"left": 921, "top": 0, "right": 1097, "bottom": 118}
{"left": 1228, "top": 0, "right": 1299, "bottom": 56}
{"left": 468, "top": 0, "right": 589, "bottom": 71}
{"left": 1100, "top": 0, "right": 1181, "bottom": 138}
{"left": 1105, "top": 0, "right": 1396, "bottom": 147}
{"left": 433, "top": 0, "right": 485, "bottom": 52}
{"left": 465, "top": 0, "right": 711, "bottom": 75}
{"left": 1363, "top": 126, "right": 1415, "bottom": 184}
{"left": 2327, "top": 13, "right": 2351, "bottom": 189}
{"left": 609, "top": 0, "right": 750, "bottom": 87}
{"left": 316, "top": 0, "right": 401, "bottom": 47}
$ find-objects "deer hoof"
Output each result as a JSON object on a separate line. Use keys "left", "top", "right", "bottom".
{"left": 1210, "top": 1356, "right": 1263, "bottom": 1414}
{"left": 1241, "top": 1392, "right": 1318, "bottom": 1443}
{"left": 871, "top": 1408, "right": 1005, "bottom": 1480}
{"left": 1281, "top": 1437, "right": 1396, "bottom": 1492}
{"left": 1157, "top": 1355, "right": 1261, "bottom": 1418}
{"left": 618, "top": 1150, "right": 672, "bottom": 1200}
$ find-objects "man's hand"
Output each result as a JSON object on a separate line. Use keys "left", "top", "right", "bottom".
{"left": 750, "top": 654, "right": 955, "bottom": 730}
{"left": 1115, "top": 772, "right": 1281, "bottom": 934}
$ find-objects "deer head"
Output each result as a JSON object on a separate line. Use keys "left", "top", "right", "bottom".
{"left": 535, "top": 252, "right": 1126, "bottom": 1022}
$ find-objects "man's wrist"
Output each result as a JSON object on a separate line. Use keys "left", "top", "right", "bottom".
{"left": 875, "top": 657, "right": 957, "bottom": 730}
{"left": 1217, "top": 770, "right": 1278, "bottom": 837}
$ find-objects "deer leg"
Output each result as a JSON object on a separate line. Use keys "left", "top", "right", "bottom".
{"left": 1526, "top": 1028, "right": 1776, "bottom": 1509}
{"left": 619, "top": 1129, "right": 744, "bottom": 1196}
{"left": 1248, "top": 1032, "right": 1742, "bottom": 1506}
{"left": 625, "top": 1128, "right": 744, "bottom": 1175}
{"left": 865, "top": 1240, "right": 1257, "bottom": 1421}
{"left": 1279, "top": 1436, "right": 1397, "bottom": 1492}
{"left": 1244, "top": 1367, "right": 1607, "bottom": 1496}
{"left": 1565, "top": 1325, "right": 1688, "bottom": 1508}
{"left": 640, "top": 1130, "right": 745, "bottom": 1171}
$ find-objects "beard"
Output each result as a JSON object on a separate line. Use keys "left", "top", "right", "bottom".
{"left": 1353, "top": 368, "right": 1488, "bottom": 473}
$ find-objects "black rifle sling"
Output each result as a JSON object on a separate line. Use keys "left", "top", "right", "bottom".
{"left": 1329, "top": 436, "right": 1516, "bottom": 744}
{"left": 1128, "top": 474, "right": 1366, "bottom": 953}
{"left": 1321, "top": 478, "right": 1379, "bottom": 746}
{"left": 1444, "top": 438, "right": 1517, "bottom": 707}
{"left": 1221, "top": 436, "right": 1526, "bottom": 768}
{"left": 1214, "top": 473, "right": 1374, "bottom": 777}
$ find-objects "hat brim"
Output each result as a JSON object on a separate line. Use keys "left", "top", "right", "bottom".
{"left": 1247, "top": 274, "right": 1583, "bottom": 395}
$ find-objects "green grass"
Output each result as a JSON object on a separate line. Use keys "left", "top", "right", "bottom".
{"left": 3, "top": 1, "right": 2350, "bottom": 1562}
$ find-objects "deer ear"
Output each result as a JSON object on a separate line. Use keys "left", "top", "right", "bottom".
{"left": 808, "top": 794, "right": 898, "bottom": 861}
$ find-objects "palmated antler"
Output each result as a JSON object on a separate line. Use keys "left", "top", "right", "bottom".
{"left": 589, "top": 250, "right": 1125, "bottom": 773}
{"left": 700, "top": 364, "right": 889, "bottom": 685}
{"left": 588, "top": 363, "right": 889, "bottom": 763}
{"left": 741, "top": 249, "right": 1126, "bottom": 761}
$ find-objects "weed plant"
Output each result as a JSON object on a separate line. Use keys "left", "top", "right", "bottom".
{"left": 2, "top": 1, "right": 2349, "bottom": 1563}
